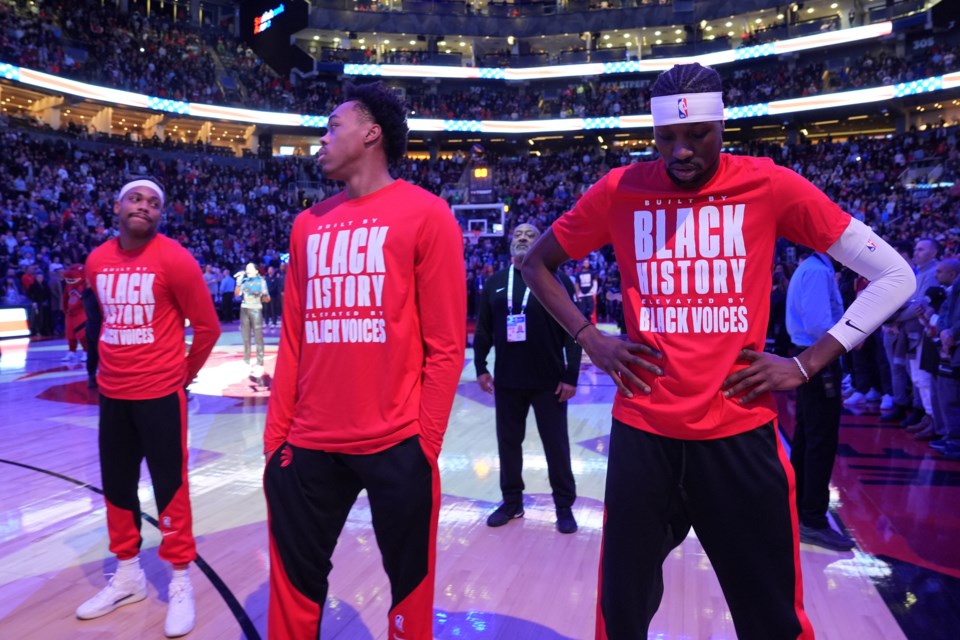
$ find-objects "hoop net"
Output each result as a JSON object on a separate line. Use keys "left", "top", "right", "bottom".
{"left": 468, "top": 229, "right": 481, "bottom": 245}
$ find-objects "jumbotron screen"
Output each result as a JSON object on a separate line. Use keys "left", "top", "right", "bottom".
{"left": 239, "top": 0, "right": 309, "bottom": 74}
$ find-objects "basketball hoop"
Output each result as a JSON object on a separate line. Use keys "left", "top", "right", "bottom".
{"left": 468, "top": 229, "right": 481, "bottom": 246}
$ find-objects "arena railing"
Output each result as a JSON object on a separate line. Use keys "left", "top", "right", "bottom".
{"left": 4, "top": 54, "right": 957, "bottom": 137}
{"left": 4, "top": 19, "right": 957, "bottom": 136}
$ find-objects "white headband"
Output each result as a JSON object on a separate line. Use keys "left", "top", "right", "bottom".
{"left": 651, "top": 92, "right": 725, "bottom": 126}
{"left": 118, "top": 179, "right": 164, "bottom": 204}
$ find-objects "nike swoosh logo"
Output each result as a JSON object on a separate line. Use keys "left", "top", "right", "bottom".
{"left": 496, "top": 287, "right": 506, "bottom": 293}
{"left": 845, "top": 319, "right": 866, "bottom": 333}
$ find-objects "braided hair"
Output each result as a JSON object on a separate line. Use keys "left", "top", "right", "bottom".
{"left": 650, "top": 63, "right": 722, "bottom": 98}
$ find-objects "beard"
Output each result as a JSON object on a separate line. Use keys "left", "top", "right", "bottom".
{"left": 510, "top": 242, "right": 530, "bottom": 258}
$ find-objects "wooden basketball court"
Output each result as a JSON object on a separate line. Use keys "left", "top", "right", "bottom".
{"left": 1, "top": 326, "right": 954, "bottom": 639}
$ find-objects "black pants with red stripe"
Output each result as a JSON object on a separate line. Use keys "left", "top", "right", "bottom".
{"left": 98, "top": 390, "right": 195, "bottom": 565}
{"left": 596, "top": 419, "right": 813, "bottom": 640}
{"left": 264, "top": 436, "right": 440, "bottom": 640}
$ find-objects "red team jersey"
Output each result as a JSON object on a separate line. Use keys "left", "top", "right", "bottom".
{"left": 553, "top": 154, "right": 850, "bottom": 439}
{"left": 264, "top": 180, "right": 467, "bottom": 455}
{"left": 85, "top": 234, "right": 221, "bottom": 400}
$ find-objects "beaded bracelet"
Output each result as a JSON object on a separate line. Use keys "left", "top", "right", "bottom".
{"left": 792, "top": 356, "right": 811, "bottom": 383}
{"left": 573, "top": 321, "right": 594, "bottom": 346}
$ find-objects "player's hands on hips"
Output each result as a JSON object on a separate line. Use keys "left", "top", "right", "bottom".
{"left": 722, "top": 349, "right": 805, "bottom": 403}
{"left": 578, "top": 327, "right": 662, "bottom": 398}
{"left": 477, "top": 372, "right": 494, "bottom": 394}
{"left": 555, "top": 382, "right": 577, "bottom": 403}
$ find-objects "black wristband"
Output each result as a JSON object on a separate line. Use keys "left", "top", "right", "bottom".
{"left": 573, "top": 321, "right": 593, "bottom": 346}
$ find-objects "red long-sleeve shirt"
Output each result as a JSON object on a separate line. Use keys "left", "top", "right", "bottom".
{"left": 264, "top": 180, "right": 467, "bottom": 456}
{"left": 86, "top": 234, "right": 221, "bottom": 400}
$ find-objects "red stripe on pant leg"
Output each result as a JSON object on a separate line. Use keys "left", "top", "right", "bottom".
{"left": 267, "top": 514, "right": 322, "bottom": 639}
{"left": 773, "top": 418, "right": 816, "bottom": 640}
{"left": 105, "top": 497, "right": 140, "bottom": 560}
{"left": 385, "top": 443, "right": 442, "bottom": 640}
{"left": 157, "top": 388, "right": 196, "bottom": 565}
{"left": 594, "top": 506, "right": 608, "bottom": 640}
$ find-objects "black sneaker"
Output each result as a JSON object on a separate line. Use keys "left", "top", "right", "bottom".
{"left": 556, "top": 507, "right": 578, "bottom": 534}
{"left": 799, "top": 524, "right": 855, "bottom": 551}
{"left": 486, "top": 502, "right": 524, "bottom": 527}
{"left": 940, "top": 441, "right": 960, "bottom": 459}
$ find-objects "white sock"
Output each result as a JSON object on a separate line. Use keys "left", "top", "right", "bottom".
{"left": 116, "top": 556, "right": 140, "bottom": 579}
{"left": 171, "top": 567, "right": 190, "bottom": 584}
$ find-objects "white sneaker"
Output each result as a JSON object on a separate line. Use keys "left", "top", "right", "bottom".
{"left": 844, "top": 391, "right": 867, "bottom": 406}
{"left": 164, "top": 578, "right": 196, "bottom": 637}
{"left": 880, "top": 394, "right": 895, "bottom": 411}
{"left": 865, "top": 388, "right": 882, "bottom": 403}
{"left": 79, "top": 351, "right": 88, "bottom": 363}
{"left": 76, "top": 568, "right": 147, "bottom": 619}
{"left": 61, "top": 352, "right": 78, "bottom": 362}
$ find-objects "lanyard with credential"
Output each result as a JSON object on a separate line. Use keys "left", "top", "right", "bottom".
{"left": 506, "top": 265, "right": 531, "bottom": 342}
{"left": 507, "top": 265, "right": 531, "bottom": 314}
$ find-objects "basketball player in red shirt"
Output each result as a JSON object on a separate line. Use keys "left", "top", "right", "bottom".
{"left": 78, "top": 177, "right": 220, "bottom": 638}
{"left": 523, "top": 63, "right": 915, "bottom": 639}
{"left": 61, "top": 263, "right": 89, "bottom": 362}
{"left": 263, "top": 82, "right": 466, "bottom": 639}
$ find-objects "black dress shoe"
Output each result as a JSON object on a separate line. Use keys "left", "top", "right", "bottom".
{"left": 900, "top": 408, "right": 926, "bottom": 428}
{"left": 556, "top": 507, "right": 578, "bottom": 534}
{"left": 487, "top": 502, "right": 524, "bottom": 527}
{"left": 879, "top": 405, "right": 907, "bottom": 423}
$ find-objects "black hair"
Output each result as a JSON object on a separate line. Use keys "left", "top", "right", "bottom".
{"left": 121, "top": 175, "right": 166, "bottom": 194}
{"left": 650, "top": 62, "right": 722, "bottom": 98}
{"left": 344, "top": 81, "right": 409, "bottom": 165}
{"left": 795, "top": 244, "right": 815, "bottom": 259}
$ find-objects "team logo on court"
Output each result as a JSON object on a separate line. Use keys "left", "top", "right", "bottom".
{"left": 678, "top": 97, "right": 689, "bottom": 119}
{"left": 281, "top": 446, "right": 293, "bottom": 468}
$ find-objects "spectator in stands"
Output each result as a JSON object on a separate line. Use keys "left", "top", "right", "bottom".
{"left": 574, "top": 257, "right": 599, "bottom": 322}
{"left": 219, "top": 268, "right": 235, "bottom": 323}
{"left": 921, "top": 258, "right": 960, "bottom": 441}
{"left": 880, "top": 242, "right": 916, "bottom": 423}
{"left": 27, "top": 269, "right": 53, "bottom": 336}
{"left": 264, "top": 264, "right": 281, "bottom": 328}
{"left": 786, "top": 247, "right": 855, "bottom": 551}
{"left": 932, "top": 258, "right": 960, "bottom": 459}
{"left": 202, "top": 264, "right": 220, "bottom": 314}
{"left": 901, "top": 238, "right": 941, "bottom": 437}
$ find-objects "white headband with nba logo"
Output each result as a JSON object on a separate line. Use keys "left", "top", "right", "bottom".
{"left": 650, "top": 92, "right": 725, "bottom": 126}
{"left": 118, "top": 179, "right": 165, "bottom": 204}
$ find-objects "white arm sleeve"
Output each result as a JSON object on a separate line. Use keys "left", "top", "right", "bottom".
{"left": 825, "top": 218, "right": 916, "bottom": 351}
